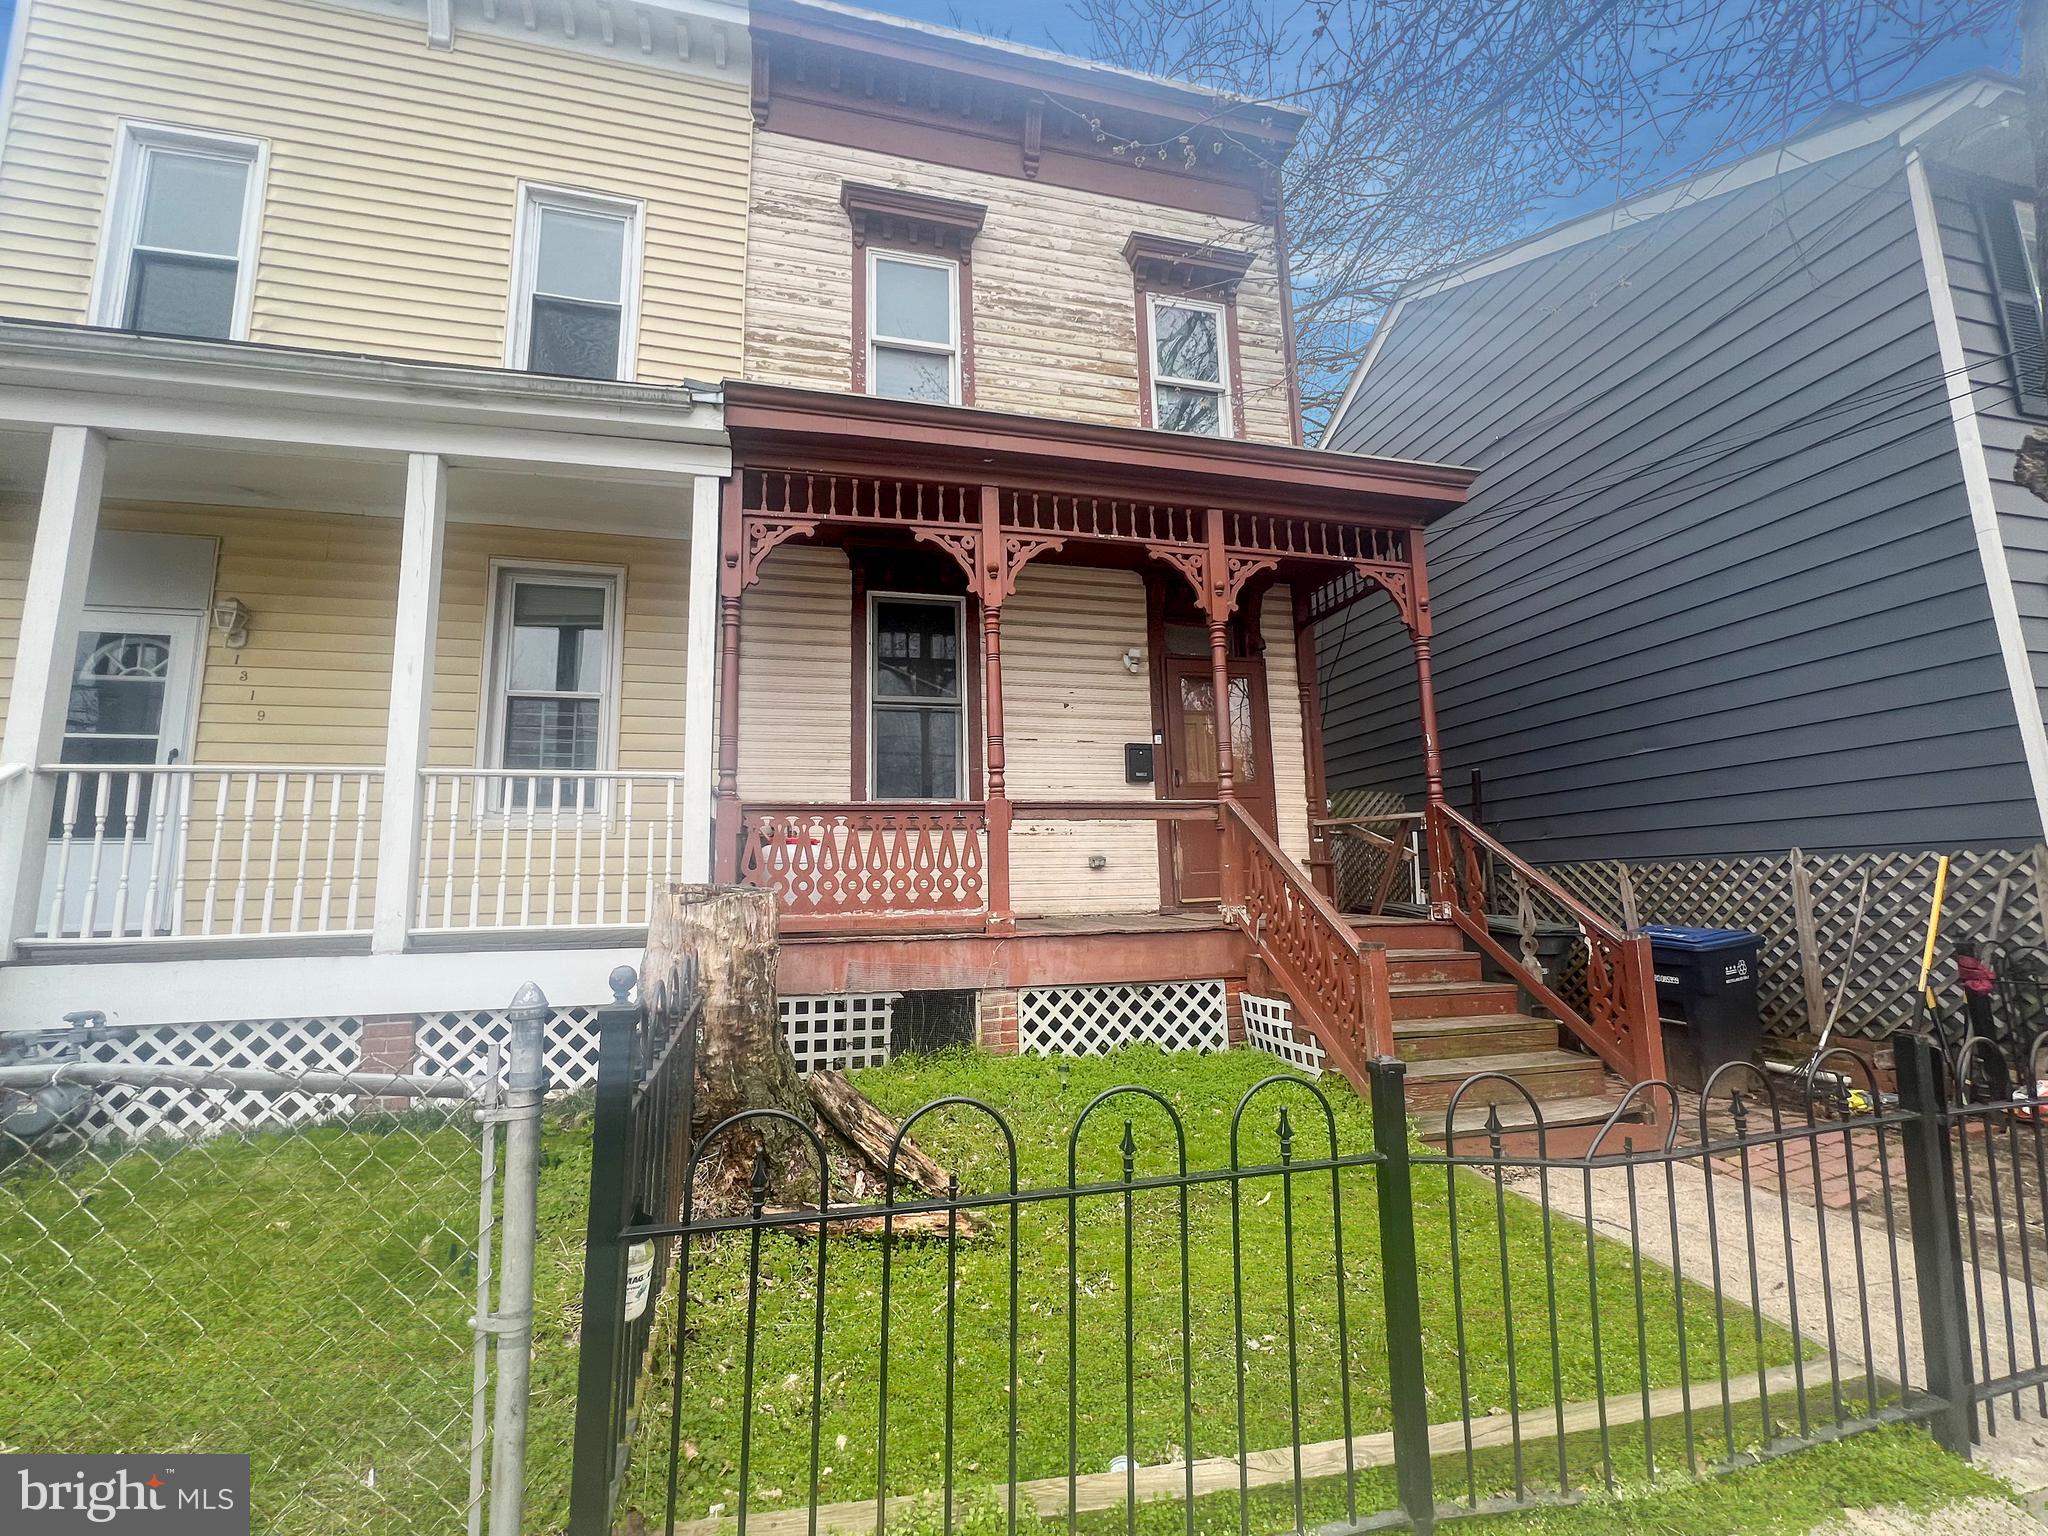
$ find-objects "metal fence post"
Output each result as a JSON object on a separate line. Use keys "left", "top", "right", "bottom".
{"left": 568, "top": 967, "right": 644, "bottom": 1536}
{"left": 1369, "top": 1056, "right": 1436, "bottom": 1533}
{"left": 1895, "top": 1033, "right": 1976, "bottom": 1456}
{"left": 487, "top": 982, "right": 550, "bottom": 1536}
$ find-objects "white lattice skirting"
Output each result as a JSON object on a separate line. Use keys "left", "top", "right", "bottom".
{"left": 1018, "top": 979, "right": 1228, "bottom": 1056}
{"left": 780, "top": 994, "right": 897, "bottom": 1074}
{"left": 23, "top": 992, "right": 899, "bottom": 1141}
{"left": 1239, "top": 994, "right": 1325, "bottom": 1077}
{"left": 413, "top": 1005, "right": 604, "bottom": 1091}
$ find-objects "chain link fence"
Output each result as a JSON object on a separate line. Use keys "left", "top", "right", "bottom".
{"left": 0, "top": 1002, "right": 547, "bottom": 1536}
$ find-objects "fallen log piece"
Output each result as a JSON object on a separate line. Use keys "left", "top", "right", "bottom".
{"left": 761, "top": 1204, "right": 985, "bottom": 1240}
{"left": 805, "top": 1068, "right": 952, "bottom": 1194}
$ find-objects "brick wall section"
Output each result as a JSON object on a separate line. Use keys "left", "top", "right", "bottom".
{"left": 1223, "top": 978, "right": 1248, "bottom": 1048}
{"left": 977, "top": 990, "right": 1020, "bottom": 1054}
{"left": 357, "top": 1014, "right": 419, "bottom": 1109}
{"left": 358, "top": 1015, "right": 419, "bottom": 1074}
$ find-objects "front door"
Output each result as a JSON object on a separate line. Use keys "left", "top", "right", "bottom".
{"left": 40, "top": 610, "right": 203, "bottom": 937}
{"left": 1163, "top": 656, "right": 1276, "bottom": 905}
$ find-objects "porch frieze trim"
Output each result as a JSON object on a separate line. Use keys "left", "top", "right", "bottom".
{"left": 990, "top": 532, "right": 1066, "bottom": 605}
{"left": 739, "top": 514, "right": 821, "bottom": 588}
{"left": 909, "top": 525, "right": 981, "bottom": 585}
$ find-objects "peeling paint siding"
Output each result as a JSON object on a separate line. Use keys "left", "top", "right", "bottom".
{"left": 738, "top": 544, "right": 854, "bottom": 800}
{"left": 744, "top": 131, "right": 1294, "bottom": 443}
{"left": 1261, "top": 584, "right": 1313, "bottom": 867}
{"left": 1004, "top": 565, "right": 1158, "bottom": 915}
{"left": 0, "top": 0, "right": 750, "bottom": 381}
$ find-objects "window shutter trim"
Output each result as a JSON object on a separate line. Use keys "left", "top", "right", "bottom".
{"left": 1976, "top": 192, "right": 2048, "bottom": 416}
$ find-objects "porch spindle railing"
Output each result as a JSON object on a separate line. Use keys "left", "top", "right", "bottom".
{"left": 1221, "top": 799, "right": 1394, "bottom": 1085}
{"left": 37, "top": 764, "right": 381, "bottom": 942}
{"left": 1426, "top": 800, "right": 1665, "bottom": 1083}
{"left": 736, "top": 802, "right": 987, "bottom": 930}
{"left": 413, "top": 770, "right": 690, "bottom": 933}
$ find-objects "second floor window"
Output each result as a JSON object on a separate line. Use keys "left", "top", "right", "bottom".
{"left": 1978, "top": 192, "right": 2048, "bottom": 417}
{"left": 509, "top": 187, "right": 642, "bottom": 381}
{"left": 868, "top": 250, "right": 960, "bottom": 405}
{"left": 97, "top": 124, "right": 263, "bottom": 341}
{"left": 1148, "top": 295, "right": 1231, "bottom": 436}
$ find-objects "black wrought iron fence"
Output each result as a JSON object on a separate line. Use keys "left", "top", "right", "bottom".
{"left": 567, "top": 958, "right": 702, "bottom": 1534}
{"left": 568, "top": 1028, "right": 2048, "bottom": 1536}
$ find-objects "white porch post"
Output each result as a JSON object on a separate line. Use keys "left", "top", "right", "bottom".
{"left": 681, "top": 472, "right": 721, "bottom": 882}
{"left": 371, "top": 452, "right": 447, "bottom": 954}
{"left": 0, "top": 428, "right": 105, "bottom": 959}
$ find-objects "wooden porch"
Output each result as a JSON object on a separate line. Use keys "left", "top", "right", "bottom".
{"left": 713, "top": 384, "right": 1669, "bottom": 1115}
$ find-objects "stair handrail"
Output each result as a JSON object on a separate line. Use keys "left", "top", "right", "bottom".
{"left": 1425, "top": 801, "right": 1666, "bottom": 1084}
{"left": 1221, "top": 800, "right": 1394, "bottom": 1086}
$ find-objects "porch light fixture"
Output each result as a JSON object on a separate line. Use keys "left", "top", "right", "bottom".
{"left": 211, "top": 597, "right": 250, "bottom": 649}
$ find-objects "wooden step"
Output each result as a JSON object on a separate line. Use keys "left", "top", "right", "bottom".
{"left": 1421, "top": 1089, "right": 1646, "bottom": 1155}
{"left": 1385, "top": 948, "right": 1482, "bottom": 984}
{"left": 1350, "top": 916, "right": 1465, "bottom": 950}
{"left": 1399, "top": 1048, "right": 1608, "bottom": 1112}
{"left": 1393, "top": 1013, "right": 1558, "bottom": 1061}
{"left": 1389, "top": 979, "right": 1520, "bottom": 1020}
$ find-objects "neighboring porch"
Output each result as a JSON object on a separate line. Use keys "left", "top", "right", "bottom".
{"left": 0, "top": 325, "right": 725, "bottom": 1027}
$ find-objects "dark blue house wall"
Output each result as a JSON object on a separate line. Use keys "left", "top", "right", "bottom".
{"left": 1321, "top": 143, "right": 2040, "bottom": 860}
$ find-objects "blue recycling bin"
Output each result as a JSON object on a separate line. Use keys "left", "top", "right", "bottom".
{"left": 1645, "top": 925, "right": 1763, "bottom": 1090}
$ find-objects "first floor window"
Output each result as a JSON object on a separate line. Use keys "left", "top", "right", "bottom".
{"left": 870, "top": 595, "right": 964, "bottom": 799}
{"left": 489, "top": 569, "right": 618, "bottom": 808}
{"left": 510, "top": 186, "right": 642, "bottom": 380}
{"left": 1147, "top": 295, "right": 1230, "bottom": 436}
{"left": 868, "top": 250, "right": 960, "bottom": 405}
{"left": 97, "top": 123, "right": 264, "bottom": 340}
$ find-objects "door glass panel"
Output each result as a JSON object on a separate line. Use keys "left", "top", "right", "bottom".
{"left": 1179, "top": 676, "right": 1217, "bottom": 782}
{"left": 53, "top": 631, "right": 172, "bottom": 837}
{"left": 1229, "top": 675, "right": 1257, "bottom": 784}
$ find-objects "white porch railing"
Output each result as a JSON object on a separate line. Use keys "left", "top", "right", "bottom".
{"left": 38, "top": 765, "right": 381, "bottom": 941}
{"left": 412, "top": 770, "right": 690, "bottom": 933}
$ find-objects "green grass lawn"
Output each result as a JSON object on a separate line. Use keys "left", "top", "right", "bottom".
{"left": 0, "top": 1046, "right": 1853, "bottom": 1536}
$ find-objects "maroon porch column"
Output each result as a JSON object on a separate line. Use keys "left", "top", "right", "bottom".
{"left": 979, "top": 487, "right": 1013, "bottom": 931}
{"left": 713, "top": 478, "right": 744, "bottom": 883}
{"left": 1407, "top": 536, "right": 1452, "bottom": 911}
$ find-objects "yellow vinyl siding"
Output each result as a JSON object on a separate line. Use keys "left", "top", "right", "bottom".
{"left": 745, "top": 132, "right": 1294, "bottom": 444}
{"left": 1005, "top": 565, "right": 1160, "bottom": 916}
{"left": 0, "top": 0, "right": 749, "bottom": 381}
{"left": 1261, "top": 584, "right": 1313, "bottom": 869}
{"left": 0, "top": 501, "right": 38, "bottom": 724}
{"left": 738, "top": 544, "right": 853, "bottom": 800}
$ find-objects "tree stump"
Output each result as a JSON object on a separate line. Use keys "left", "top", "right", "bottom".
{"left": 653, "top": 884, "right": 820, "bottom": 1211}
{"left": 647, "top": 884, "right": 961, "bottom": 1222}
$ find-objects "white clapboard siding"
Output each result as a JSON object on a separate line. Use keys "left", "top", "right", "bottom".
{"left": 0, "top": 0, "right": 750, "bottom": 381}
{"left": 745, "top": 132, "right": 1295, "bottom": 445}
{"left": 1262, "top": 584, "right": 1315, "bottom": 868}
{"left": 739, "top": 544, "right": 855, "bottom": 800}
{"left": 1005, "top": 565, "right": 1160, "bottom": 915}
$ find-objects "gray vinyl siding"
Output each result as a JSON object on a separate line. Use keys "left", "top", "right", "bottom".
{"left": 1932, "top": 171, "right": 2048, "bottom": 733}
{"left": 1322, "top": 142, "right": 2040, "bottom": 861}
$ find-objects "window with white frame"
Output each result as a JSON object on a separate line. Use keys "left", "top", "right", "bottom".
{"left": 867, "top": 250, "right": 960, "bottom": 405}
{"left": 1147, "top": 295, "right": 1231, "bottom": 437}
{"left": 487, "top": 569, "right": 619, "bottom": 809}
{"left": 509, "top": 186, "right": 642, "bottom": 381}
{"left": 869, "top": 595, "right": 964, "bottom": 800}
{"left": 96, "top": 124, "right": 264, "bottom": 341}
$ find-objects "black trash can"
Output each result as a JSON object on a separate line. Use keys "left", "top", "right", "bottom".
{"left": 1645, "top": 925, "right": 1763, "bottom": 1090}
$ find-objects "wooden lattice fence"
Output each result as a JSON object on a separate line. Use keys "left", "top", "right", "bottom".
{"left": 1541, "top": 846, "right": 2048, "bottom": 1041}
{"left": 1328, "top": 787, "right": 1414, "bottom": 912}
